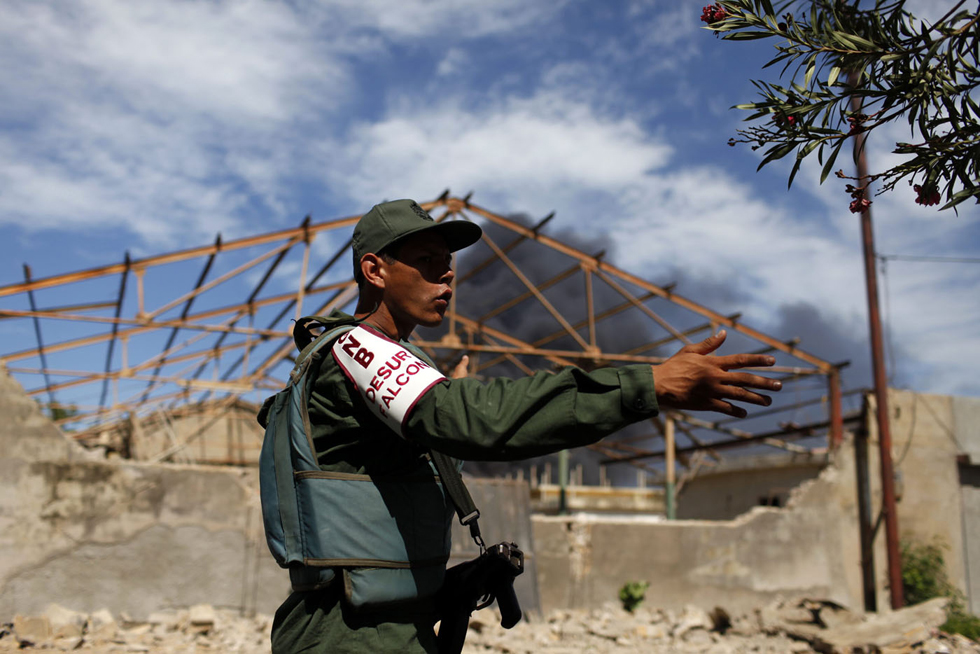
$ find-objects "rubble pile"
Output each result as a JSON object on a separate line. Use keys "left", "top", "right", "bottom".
{"left": 1, "top": 597, "right": 977, "bottom": 653}
{"left": 463, "top": 597, "right": 980, "bottom": 654}
{"left": 0, "top": 604, "right": 271, "bottom": 653}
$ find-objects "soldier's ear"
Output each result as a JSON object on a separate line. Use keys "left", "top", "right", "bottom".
{"left": 360, "top": 253, "right": 387, "bottom": 290}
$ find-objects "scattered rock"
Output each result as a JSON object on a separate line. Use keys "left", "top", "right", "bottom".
{"left": 145, "top": 610, "right": 177, "bottom": 627}
{"left": 44, "top": 604, "right": 87, "bottom": 639}
{"left": 125, "top": 623, "right": 153, "bottom": 637}
{"left": 187, "top": 603, "right": 216, "bottom": 635}
{"left": 727, "top": 611, "right": 761, "bottom": 637}
{"left": 682, "top": 627, "right": 714, "bottom": 646}
{"left": 87, "top": 608, "right": 118, "bottom": 642}
{"left": 13, "top": 614, "right": 51, "bottom": 645}
{"left": 53, "top": 635, "right": 84, "bottom": 650}
{"left": 809, "top": 600, "right": 863, "bottom": 631}
{"left": 812, "top": 596, "right": 950, "bottom": 653}
{"left": 758, "top": 596, "right": 818, "bottom": 635}
{"left": 2, "top": 597, "right": 978, "bottom": 653}
{"left": 919, "top": 637, "right": 952, "bottom": 654}
{"left": 673, "top": 603, "right": 714, "bottom": 639}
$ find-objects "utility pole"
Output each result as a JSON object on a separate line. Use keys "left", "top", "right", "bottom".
{"left": 665, "top": 415, "right": 676, "bottom": 519}
{"left": 850, "top": 71, "right": 903, "bottom": 610}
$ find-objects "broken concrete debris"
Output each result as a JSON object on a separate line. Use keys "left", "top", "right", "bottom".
{"left": 464, "top": 597, "right": 976, "bottom": 654}
{"left": 0, "top": 604, "right": 272, "bottom": 652}
{"left": 0, "top": 597, "right": 975, "bottom": 653}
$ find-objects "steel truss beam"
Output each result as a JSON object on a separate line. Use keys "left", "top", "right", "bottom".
{"left": 0, "top": 195, "right": 845, "bottom": 474}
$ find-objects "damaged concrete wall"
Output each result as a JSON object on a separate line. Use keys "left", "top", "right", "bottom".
{"left": 877, "top": 390, "right": 980, "bottom": 612}
{"left": 90, "top": 400, "right": 264, "bottom": 465}
{"left": 676, "top": 451, "right": 828, "bottom": 520}
{"left": 0, "top": 363, "right": 286, "bottom": 620}
{"left": 532, "top": 440, "right": 864, "bottom": 615}
{"left": 530, "top": 389, "right": 980, "bottom": 617}
{"left": 8, "top": 355, "right": 976, "bottom": 622}
{"left": 881, "top": 390, "right": 967, "bottom": 594}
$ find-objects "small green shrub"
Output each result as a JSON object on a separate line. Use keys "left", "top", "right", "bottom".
{"left": 618, "top": 580, "right": 649, "bottom": 613}
{"left": 942, "top": 610, "right": 980, "bottom": 641}
{"left": 901, "top": 539, "right": 956, "bottom": 605}
{"left": 901, "top": 538, "right": 980, "bottom": 641}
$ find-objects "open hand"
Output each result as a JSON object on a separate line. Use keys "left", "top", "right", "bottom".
{"left": 651, "top": 330, "right": 781, "bottom": 418}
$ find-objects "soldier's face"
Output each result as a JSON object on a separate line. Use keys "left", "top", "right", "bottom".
{"left": 382, "top": 232, "right": 455, "bottom": 331}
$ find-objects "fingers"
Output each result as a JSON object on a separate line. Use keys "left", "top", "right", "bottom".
{"left": 720, "top": 386, "right": 773, "bottom": 407}
{"left": 450, "top": 355, "right": 470, "bottom": 379}
{"left": 716, "top": 353, "right": 777, "bottom": 370}
{"left": 724, "top": 371, "right": 783, "bottom": 392}
{"left": 685, "top": 329, "right": 727, "bottom": 356}
{"left": 706, "top": 398, "right": 747, "bottom": 419}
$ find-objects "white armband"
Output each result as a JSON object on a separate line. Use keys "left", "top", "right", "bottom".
{"left": 331, "top": 324, "right": 446, "bottom": 438}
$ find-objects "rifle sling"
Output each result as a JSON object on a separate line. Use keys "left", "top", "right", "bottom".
{"left": 429, "top": 450, "right": 485, "bottom": 552}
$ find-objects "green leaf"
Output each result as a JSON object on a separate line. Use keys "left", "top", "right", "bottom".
{"left": 762, "top": 52, "right": 795, "bottom": 70}
{"left": 828, "top": 65, "right": 841, "bottom": 86}
{"left": 940, "top": 187, "right": 980, "bottom": 211}
{"left": 804, "top": 54, "right": 817, "bottom": 89}
{"left": 722, "top": 30, "right": 774, "bottom": 41}
{"left": 799, "top": 139, "right": 822, "bottom": 158}
{"left": 820, "top": 139, "right": 845, "bottom": 184}
{"left": 847, "top": 34, "right": 878, "bottom": 50}
{"left": 788, "top": 156, "right": 803, "bottom": 188}
{"left": 757, "top": 141, "right": 797, "bottom": 170}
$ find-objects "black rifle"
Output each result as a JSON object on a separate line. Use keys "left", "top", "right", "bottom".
{"left": 436, "top": 542, "right": 524, "bottom": 654}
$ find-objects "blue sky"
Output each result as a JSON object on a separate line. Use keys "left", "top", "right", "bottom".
{"left": 0, "top": 0, "right": 978, "bottom": 401}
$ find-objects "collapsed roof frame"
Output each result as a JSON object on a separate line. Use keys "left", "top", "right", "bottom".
{"left": 0, "top": 195, "right": 854, "bottom": 481}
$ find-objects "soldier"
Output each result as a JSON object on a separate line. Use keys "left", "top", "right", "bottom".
{"left": 268, "top": 199, "right": 782, "bottom": 653}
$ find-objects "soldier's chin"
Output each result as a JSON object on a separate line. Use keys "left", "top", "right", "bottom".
{"left": 418, "top": 312, "right": 445, "bottom": 328}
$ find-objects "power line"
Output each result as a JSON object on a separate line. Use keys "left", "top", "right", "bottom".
{"left": 877, "top": 253, "right": 980, "bottom": 264}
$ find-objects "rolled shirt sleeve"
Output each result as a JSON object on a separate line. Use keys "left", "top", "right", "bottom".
{"left": 404, "top": 364, "right": 659, "bottom": 461}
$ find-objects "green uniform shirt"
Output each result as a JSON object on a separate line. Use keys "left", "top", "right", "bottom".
{"left": 271, "top": 312, "right": 659, "bottom": 653}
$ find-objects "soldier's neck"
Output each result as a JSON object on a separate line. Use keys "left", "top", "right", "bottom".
{"left": 354, "top": 301, "right": 414, "bottom": 342}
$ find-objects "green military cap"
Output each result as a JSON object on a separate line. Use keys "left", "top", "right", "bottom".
{"left": 352, "top": 199, "right": 483, "bottom": 281}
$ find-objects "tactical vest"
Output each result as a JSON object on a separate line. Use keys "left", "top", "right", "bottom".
{"left": 258, "top": 323, "right": 456, "bottom": 608}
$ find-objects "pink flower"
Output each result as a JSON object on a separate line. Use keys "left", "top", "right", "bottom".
{"left": 701, "top": 3, "right": 727, "bottom": 24}
{"left": 775, "top": 113, "right": 797, "bottom": 129}
{"left": 914, "top": 184, "right": 941, "bottom": 206}
{"left": 849, "top": 197, "right": 872, "bottom": 214}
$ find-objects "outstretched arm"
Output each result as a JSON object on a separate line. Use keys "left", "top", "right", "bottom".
{"left": 652, "top": 330, "right": 781, "bottom": 418}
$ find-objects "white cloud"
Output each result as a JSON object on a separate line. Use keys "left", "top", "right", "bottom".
{"left": 323, "top": 91, "right": 673, "bottom": 213}
{"left": 0, "top": 0, "right": 357, "bottom": 245}
{"left": 0, "top": 0, "right": 576, "bottom": 245}
{"left": 1, "top": 0, "right": 347, "bottom": 125}
{"left": 323, "top": 88, "right": 857, "bottom": 321}
{"left": 437, "top": 48, "right": 470, "bottom": 77}
{"left": 321, "top": 0, "right": 570, "bottom": 39}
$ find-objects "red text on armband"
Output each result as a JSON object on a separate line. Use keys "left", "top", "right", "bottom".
{"left": 332, "top": 326, "right": 445, "bottom": 434}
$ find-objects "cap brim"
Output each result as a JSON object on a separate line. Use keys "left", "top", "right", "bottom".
{"left": 397, "top": 219, "right": 483, "bottom": 253}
